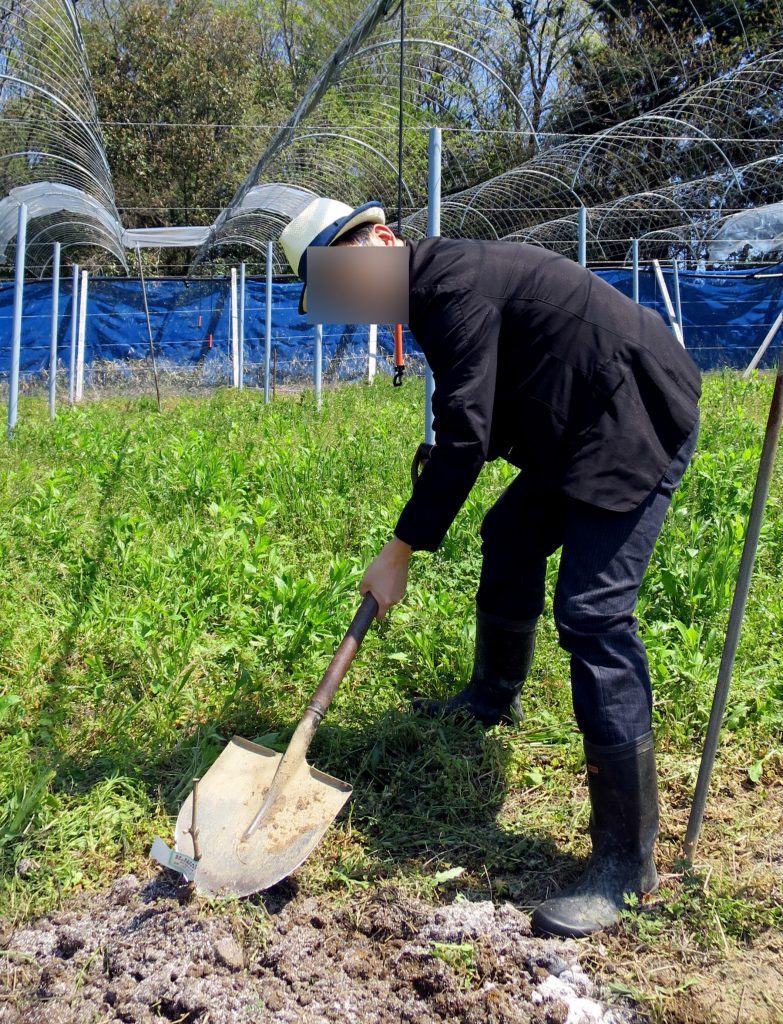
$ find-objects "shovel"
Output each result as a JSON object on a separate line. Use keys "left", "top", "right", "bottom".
{"left": 173, "top": 591, "right": 379, "bottom": 897}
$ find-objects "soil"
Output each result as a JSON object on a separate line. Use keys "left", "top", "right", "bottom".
{"left": 0, "top": 873, "right": 635, "bottom": 1024}
{"left": 657, "top": 943, "right": 783, "bottom": 1024}
{"left": 587, "top": 779, "right": 783, "bottom": 1024}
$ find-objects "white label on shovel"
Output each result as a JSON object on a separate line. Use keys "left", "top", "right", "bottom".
{"left": 150, "top": 837, "right": 197, "bottom": 881}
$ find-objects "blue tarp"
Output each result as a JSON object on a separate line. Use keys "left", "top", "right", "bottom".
{"left": 1, "top": 264, "right": 782, "bottom": 378}
{"left": 0, "top": 277, "right": 418, "bottom": 381}
{"left": 601, "top": 264, "right": 783, "bottom": 370}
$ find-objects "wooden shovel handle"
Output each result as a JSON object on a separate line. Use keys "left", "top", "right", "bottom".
{"left": 241, "top": 591, "right": 379, "bottom": 841}
{"left": 309, "top": 591, "right": 379, "bottom": 718}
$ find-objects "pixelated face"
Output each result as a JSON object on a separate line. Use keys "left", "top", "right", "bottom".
{"left": 305, "top": 244, "right": 409, "bottom": 324}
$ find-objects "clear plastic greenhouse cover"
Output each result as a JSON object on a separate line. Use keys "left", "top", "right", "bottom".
{"left": 0, "top": 184, "right": 124, "bottom": 265}
{"left": 707, "top": 202, "right": 783, "bottom": 263}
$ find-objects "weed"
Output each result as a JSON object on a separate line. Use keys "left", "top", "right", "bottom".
{"left": 0, "top": 371, "right": 781, "bottom": 956}
{"left": 429, "top": 941, "right": 479, "bottom": 988}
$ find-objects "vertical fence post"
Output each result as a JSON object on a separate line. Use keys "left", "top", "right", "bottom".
{"left": 672, "top": 258, "right": 684, "bottom": 345}
{"left": 238, "top": 262, "right": 246, "bottom": 391}
{"left": 424, "top": 126, "right": 440, "bottom": 446}
{"left": 76, "top": 270, "right": 88, "bottom": 402}
{"left": 578, "top": 206, "right": 587, "bottom": 267}
{"left": 632, "top": 239, "right": 640, "bottom": 304}
{"left": 7, "top": 203, "right": 27, "bottom": 438}
{"left": 264, "top": 241, "right": 273, "bottom": 404}
{"left": 314, "top": 322, "right": 323, "bottom": 412}
{"left": 230, "top": 267, "right": 239, "bottom": 387}
{"left": 68, "top": 264, "right": 79, "bottom": 405}
{"left": 368, "top": 323, "right": 377, "bottom": 382}
{"left": 48, "top": 241, "right": 61, "bottom": 419}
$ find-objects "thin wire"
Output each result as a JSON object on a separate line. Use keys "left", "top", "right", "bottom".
{"left": 134, "top": 245, "right": 162, "bottom": 411}
{"left": 113, "top": 205, "right": 783, "bottom": 214}
{"left": 94, "top": 121, "right": 783, "bottom": 145}
{"left": 396, "top": 0, "right": 404, "bottom": 234}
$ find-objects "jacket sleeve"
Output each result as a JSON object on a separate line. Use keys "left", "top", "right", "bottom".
{"left": 393, "top": 289, "right": 501, "bottom": 552}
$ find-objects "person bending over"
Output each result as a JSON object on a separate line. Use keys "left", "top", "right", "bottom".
{"left": 279, "top": 197, "right": 701, "bottom": 939}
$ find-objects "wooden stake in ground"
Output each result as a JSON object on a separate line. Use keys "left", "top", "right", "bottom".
{"left": 186, "top": 777, "right": 201, "bottom": 861}
{"left": 135, "top": 246, "right": 162, "bottom": 412}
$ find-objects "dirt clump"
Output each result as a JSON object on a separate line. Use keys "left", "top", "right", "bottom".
{"left": 0, "top": 872, "right": 635, "bottom": 1023}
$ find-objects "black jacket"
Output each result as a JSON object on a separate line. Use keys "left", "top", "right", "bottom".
{"left": 393, "top": 236, "right": 701, "bottom": 553}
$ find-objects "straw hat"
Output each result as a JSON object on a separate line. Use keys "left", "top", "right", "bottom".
{"left": 279, "top": 197, "right": 386, "bottom": 314}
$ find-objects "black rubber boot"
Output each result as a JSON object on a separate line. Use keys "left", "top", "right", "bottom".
{"left": 531, "top": 730, "right": 660, "bottom": 938}
{"left": 411, "top": 604, "right": 537, "bottom": 726}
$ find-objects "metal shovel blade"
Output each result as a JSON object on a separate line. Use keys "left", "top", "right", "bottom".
{"left": 174, "top": 736, "right": 352, "bottom": 897}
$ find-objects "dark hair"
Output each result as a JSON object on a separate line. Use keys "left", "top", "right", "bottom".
{"left": 333, "top": 221, "right": 403, "bottom": 246}
{"left": 333, "top": 222, "right": 377, "bottom": 246}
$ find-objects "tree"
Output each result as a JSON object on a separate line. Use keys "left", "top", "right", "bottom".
{"left": 80, "top": 0, "right": 292, "bottom": 230}
{"left": 549, "top": 0, "right": 781, "bottom": 135}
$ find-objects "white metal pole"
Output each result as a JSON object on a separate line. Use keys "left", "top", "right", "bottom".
{"left": 744, "top": 311, "right": 783, "bottom": 377}
{"left": 578, "top": 206, "right": 587, "bottom": 267}
{"left": 7, "top": 203, "right": 27, "bottom": 438}
{"left": 672, "top": 259, "right": 684, "bottom": 345}
{"left": 230, "top": 267, "right": 239, "bottom": 387}
{"left": 239, "top": 262, "right": 246, "bottom": 391}
{"left": 632, "top": 239, "right": 640, "bottom": 303}
{"left": 368, "top": 323, "right": 377, "bottom": 382}
{"left": 68, "top": 264, "right": 79, "bottom": 405}
{"left": 652, "top": 259, "right": 684, "bottom": 347}
{"left": 48, "top": 241, "right": 61, "bottom": 419}
{"left": 314, "top": 322, "right": 322, "bottom": 412}
{"left": 76, "top": 270, "right": 88, "bottom": 402}
{"left": 264, "top": 241, "right": 273, "bottom": 404}
{"left": 425, "top": 126, "right": 440, "bottom": 446}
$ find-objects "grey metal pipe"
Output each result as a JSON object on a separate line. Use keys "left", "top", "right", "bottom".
{"left": 68, "top": 264, "right": 79, "bottom": 405}
{"left": 7, "top": 203, "right": 27, "bottom": 439}
{"left": 264, "top": 241, "right": 273, "bottom": 404}
{"left": 314, "top": 322, "right": 323, "bottom": 412}
{"left": 672, "top": 259, "right": 684, "bottom": 345}
{"left": 239, "top": 262, "right": 246, "bottom": 391}
{"left": 48, "top": 241, "right": 61, "bottom": 419}
{"left": 632, "top": 240, "right": 639, "bottom": 304}
{"left": 652, "top": 259, "right": 684, "bottom": 346}
{"left": 744, "top": 311, "right": 783, "bottom": 377}
{"left": 683, "top": 349, "right": 783, "bottom": 864}
{"left": 230, "top": 267, "right": 239, "bottom": 387}
{"left": 75, "top": 271, "right": 89, "bottom": 403}
{"left": 578, "top": 206, "right": 587, "bottom": 268}
{"left": 425, "top": 126, "right": 440, "bottom": 446}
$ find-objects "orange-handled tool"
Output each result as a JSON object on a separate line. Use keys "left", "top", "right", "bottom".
{"left": 393, "top": 322, "right": 405, "bottom": 386}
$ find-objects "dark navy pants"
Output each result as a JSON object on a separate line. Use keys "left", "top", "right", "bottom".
{"left": 475, "top": 419, "right": 699, "bottom": 746}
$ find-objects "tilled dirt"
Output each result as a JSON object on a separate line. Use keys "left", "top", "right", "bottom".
{"left": 0, "top": 873, "right": 635, "bottom": 1024}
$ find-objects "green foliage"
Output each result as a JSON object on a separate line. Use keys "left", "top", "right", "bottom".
{"left": 78, "top": 0, "right": 306, "bottom": 271}
{"left": 0, "top": 371, "right": 781, "bottom": 921}
{"left": 429, "top": 940, "right": 479, "bottom": 987}
{"left": 621, "top": 865, "right": 783, "bottom": 950}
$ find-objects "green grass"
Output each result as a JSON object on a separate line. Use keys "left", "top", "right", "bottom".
{"left": 0, "top": 370, "right": 781, "bottom": 959}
